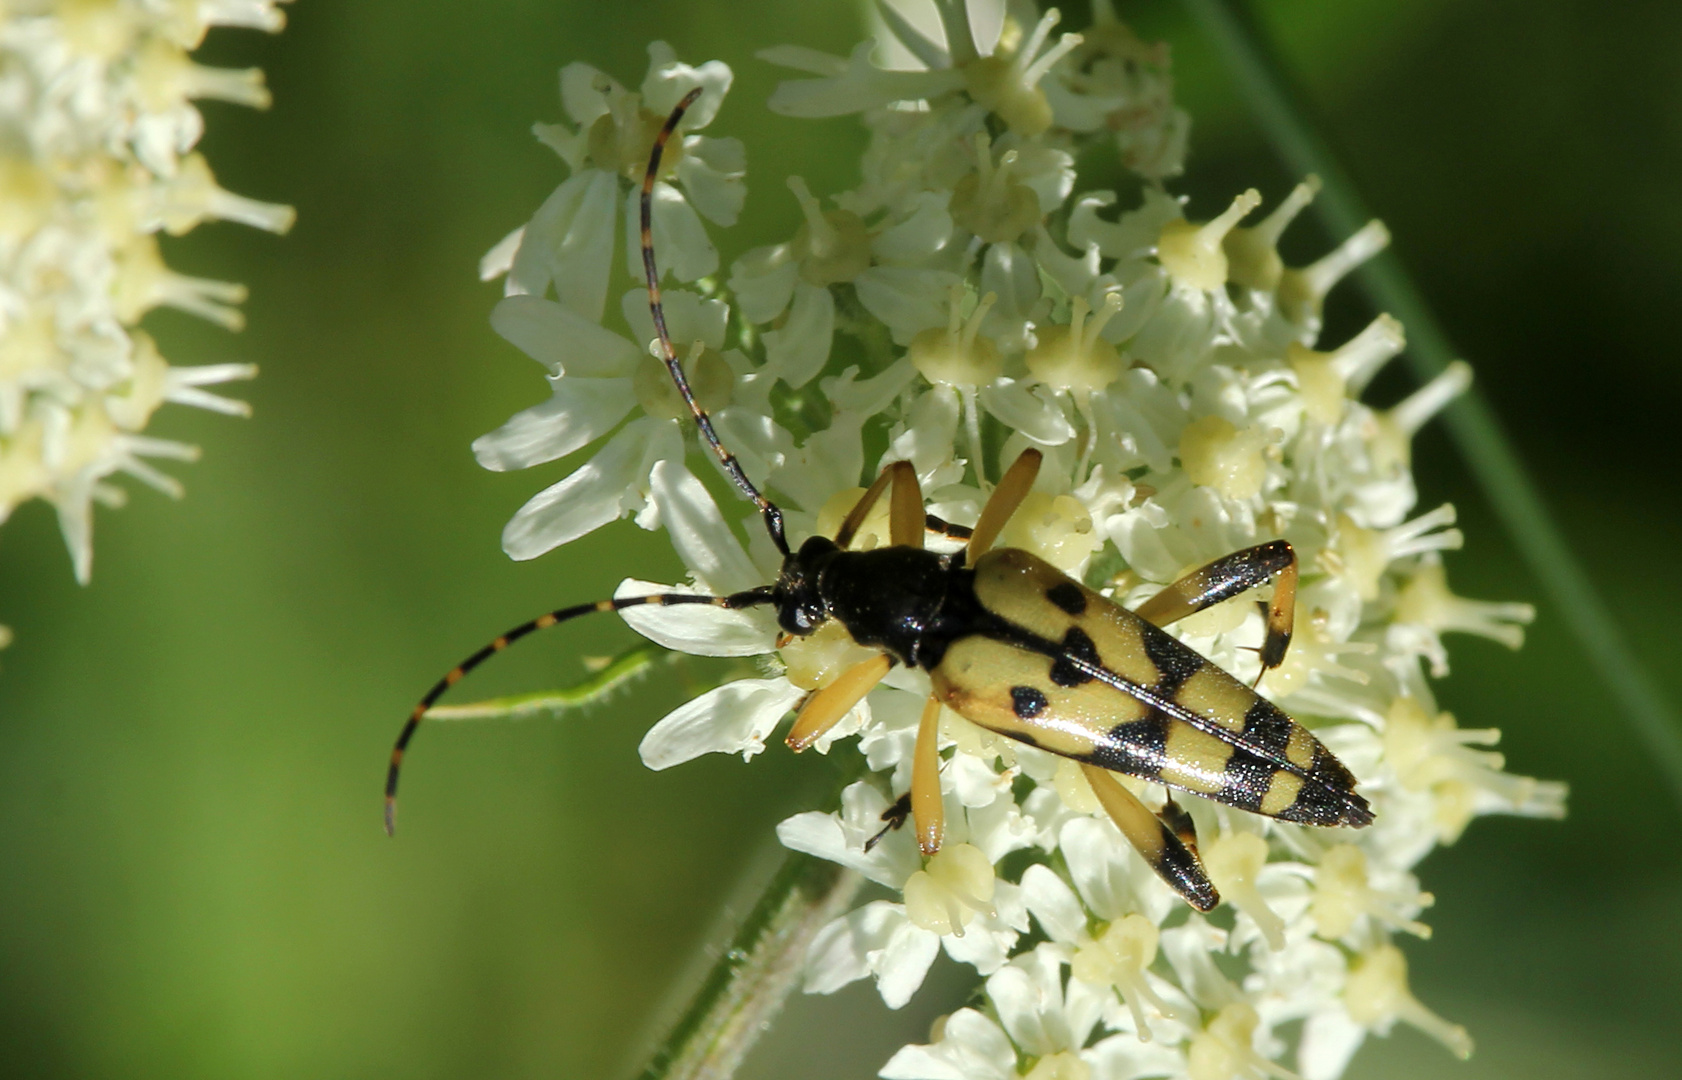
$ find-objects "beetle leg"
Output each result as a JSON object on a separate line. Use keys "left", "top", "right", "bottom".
{"left": 923, "top": 512, "right": 973, "bottom": 542}
{"left": 786, "top": 654, "right": 895, "bottom": 752}
{"left": 1081, "top": 765, "right": 1220, "bottom": 911}
{"left": 966, "top": 448, "right": 1043, "bottom": 564}
{"left": 888, "top": 462, "right": 925, "bottom": 549}
{"left": 834, "top": 467, "right": 894, "bottom": 550}
{"left": 1131, "top": 540, "right": 1298, "bottom": 682}
{"left": 836, "top": 461, "right": 924, "bottom": 550}
{"left": 864, "top": 792, "right": 912, "bottom": 852}
{"left": 1157, "top": 794, "right": 1200, "bottom": 857}
{"left": 912, "top": 695, "right": 945, "bottom": 855}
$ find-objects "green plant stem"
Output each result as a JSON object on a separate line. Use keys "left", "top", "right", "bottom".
{"left": 631, "top": 851, "right": 863, "bottom": 1080}
{"left": 1180, "top": 0, "right": 1682, "bottom": 810}
{"left": 423, "top": 643, "right": 675, "bottom": 721}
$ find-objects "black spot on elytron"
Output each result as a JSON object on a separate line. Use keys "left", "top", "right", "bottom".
{"left": 1092, "top": 714, "right": 1170, "bottom": 778}
{"left": 1049, "top": 626, "right": 1101, "bottom": 687}
{"left": 1219, "top": 748, "right": 1273, "bottom": 813}
{"left": 1011, "top": 685, "right": 1049, "bottom": 719}
{"left": 1275, "top": 769, "right": 1371, "bottom": 827}
{"left": 1242, "top": 699, "right": 1296, "bottom": 757}
{"left": 1309, "top": 744, "right": 1356, "bottom": 790}
{"left": 1304, "top": 750, "right": 1373, "bottom": 827}
{"left": 1140, "top": 621, "right": 1205, "bottom": 695}
{"left": 1340, "top": 790, "right": 1375, "bottom": 827}
{"left": 1045, "top": 581, "right": 1087, "bottom": 616}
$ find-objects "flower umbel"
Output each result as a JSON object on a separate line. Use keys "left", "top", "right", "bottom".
{"left": 0, "top": 0, "right": 293, "bottom": 583}
{"left": 473, "top": 3, "right": 1565, "bottom": 1078}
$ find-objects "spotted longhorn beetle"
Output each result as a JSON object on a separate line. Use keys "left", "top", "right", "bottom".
{"left": 385, "top": 88, "right": 1373, "bottom": 912}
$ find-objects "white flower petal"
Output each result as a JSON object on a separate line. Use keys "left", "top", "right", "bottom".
{"left": 1063, "top": 972, "right": 1110, "bottom": 1051}
{"left": 532, "top": 120, "right": 586, "bottom": 172}
{"left": 479, "top": 224, "right": 525, "bottom": 282}
{"left": 728, "top": 245, "right": 799, "bottom": 325}
{"left": 776, "top": 782, "right": 922, "bottom": 888}
{"left": 871, "top": 191, "right": 955, "bottom": 264}
{"left": 770, "top": 413, "right": 865, "bottom": 513}
{"left": 617, "top": 577, "right": 776, "bottom": 657}
{"left": 961, "top": 790, "right": 1038, "bottom": 863}
{"left": 640, "top": 42, "right": 733, "bottom": 130}
{"left": 854, "top": 266, "right": 962, "bottom": 345}
{"left": 1086, "top": 1030, "right": 1190, "bottom": 1080}
{"left": 471, "top": 377, "right": 634, "bottom": 471}
{"left": 884, "top": 1009, "right": 1016, "bottom": 1080}
{"left": 510, "top": 169, "right": 618, "bottom": 320}
{"left": 940, "top": 915, "right": 1019, "bottom": 976}
{"left": 1060, "top": 816, "right": 1159, "bottom": 923}
{"left": 490, "top": 294, "right": 640, "bottom": 377}
{"left": 648, "top": 459, "right": 764, "bottom": 593}
{"left": 875, "top": 919, "right": 942, "bottom": 1009}
{"left": 755, "top": 44, "right": 849, "bottom": 77}
{"left": 1299, "top": 1006, "right": 1368, "bottom": 1080}
{"left": 559, "top": 61, "right": 616, "bottom": 128}
{"left": 980, "top": 380, "right": 1075, "bottom": 446}
{"left": 947, "top": 752, "right": 1009, "bottom": 808}
{"left": 822, "top": 358, "right": 918, "bottom": 416}
{"left": 711, "top": 405, "right": 790, "bottom": 488}
{"left": 889, "top": 385, "right": 961, "bottom": 480}
{"left": 1100, "top": 270, "right": 1167, "bottom": 344}
{"left": 767, "top": 41, "right": 964, "bottom": 118}
{"left": 621, "top": 287, "right": 730, "bottom": 355}
{"left": 1160, "top": 916, "right": 1237, "bottom": 1010}
{"left": 980, "top": 241, "right": 1041, "bottom": 327}
{"left": 627, "top": 181, "right": 718, "bottom": 283}
{"left": 1012, "top": 145, "right": 1076, "bottom": 214}
{"left": 1020, "top": 863, "right": 1088, "bottom": 945}
{"left": 1089, "top": 375, "right": 1176, "bottom": 472}
{"left": 763, "top": 281, "right": 834, "bottom": 388}
{"left": 1068, "top": 187, "right": 1183, "bottom": 261}
{"left": 1107, "top": 503, "right": 1185, "bottom": 584}
{"left": 1128, "top": 285, "right": 1218, "bottom": 377}
{"left": 988, "top": 947, "right": 1074, "bottom": 1057}
{"left": 804, "top": 900, "right": 903, "bottom": 995}
{"left": 1030, "top": 225, "right": 1100, "bottom": 298}
{"left": 858, "top": 687, "right": 922, "bottom": 787}
{"left": 499, "top": 418, "right": 679, "bottom": 559}
{"left": 677, "top": 135, "right": 747, "bottom": 226}
{"left": 637, "top": 676, "right": 803, "bottom": 769}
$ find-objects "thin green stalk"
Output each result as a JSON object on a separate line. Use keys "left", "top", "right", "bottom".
{"left": 630, "top": 850, "right": 863, "bottom": 1080}
{"left": 1179, "top": 0, "right": 1682, "bottom": 809}
{"left": 423, "top": 643, "right": 675, "bottom": 721}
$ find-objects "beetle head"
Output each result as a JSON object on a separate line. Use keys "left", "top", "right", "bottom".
{"left": 773, "top": 534, "right": 836, "bottom": 636}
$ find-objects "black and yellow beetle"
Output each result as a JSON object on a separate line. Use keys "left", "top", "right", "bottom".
{"left": 385, "top": 89, "right": 1372, "bottom": 912}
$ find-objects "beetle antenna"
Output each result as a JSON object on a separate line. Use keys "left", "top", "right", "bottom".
{"left": 385, "top": 586, "right": 775, "bottom": 834}
{"left": 642, "top": 88, "right": 790, "bottom": 556}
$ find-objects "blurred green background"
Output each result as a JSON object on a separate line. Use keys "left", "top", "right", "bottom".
{"left": 0, "top": 0, "right": 1677, "bottom": 1076}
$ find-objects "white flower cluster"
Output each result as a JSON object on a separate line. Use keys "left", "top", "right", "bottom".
{"left": 478, "top": 3, "right": 1564, "bottom": 1077}
{"left": 0, "top": 0, "right": 293, "bottom": 583}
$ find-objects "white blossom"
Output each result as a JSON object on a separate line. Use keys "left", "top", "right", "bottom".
{"left": 475, "top": 3, "right": 1565, "bottom": 1077}
{"left": 0, "top": 0, "right": 293, "bottom": 582}
{"left": 484, "top": 42, "right": 742, "bottom": 322}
